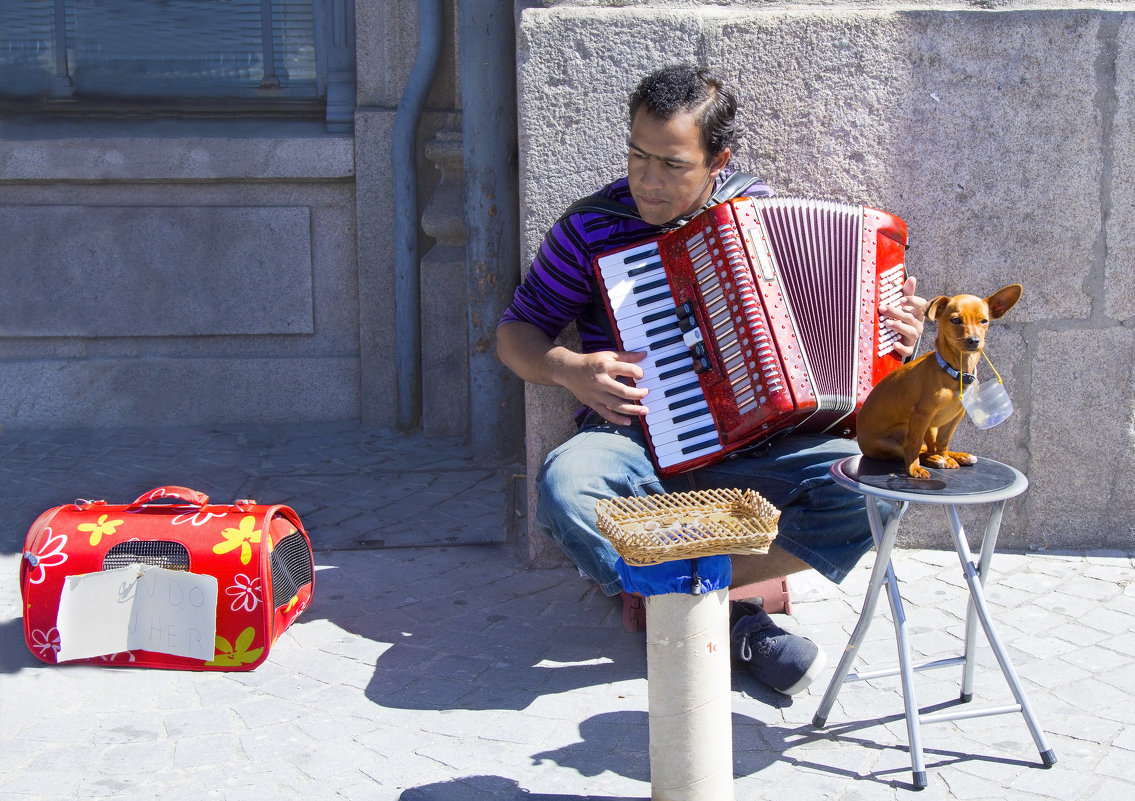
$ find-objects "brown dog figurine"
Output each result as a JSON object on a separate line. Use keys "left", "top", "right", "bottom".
{"left": 856, "top": 284, "right": 1022, "bottom": 478}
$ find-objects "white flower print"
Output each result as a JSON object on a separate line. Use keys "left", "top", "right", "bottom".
{"left": 98, "top": 651, "right": 136, "bottom": 663}
{"left": 227, "top": 573, "right": 262, "bottom": 612}
{"left": 31, "top": 627, "right": 60, "bottom": 657}
{"left": 170, "top": 509, "right": 228, "bottom": 527}
{"left": 26, "top": 527, "right": 68, "bottom": 585}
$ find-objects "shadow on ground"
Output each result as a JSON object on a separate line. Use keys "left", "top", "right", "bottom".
{"left": 398, "top": 774, "right": 646, "bottom": 801}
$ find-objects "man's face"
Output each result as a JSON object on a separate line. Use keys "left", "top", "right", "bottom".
{"left": 627, "top": 108, "right": 731, "bottom": 226}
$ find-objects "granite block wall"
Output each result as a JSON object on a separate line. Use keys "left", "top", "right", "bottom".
{"left": 515, "top": 2, "right": 1135, "bottom": 556}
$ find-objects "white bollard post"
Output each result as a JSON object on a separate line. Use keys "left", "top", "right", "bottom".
{"left": 645, "top": 588, "right": 734, "bottom": 801}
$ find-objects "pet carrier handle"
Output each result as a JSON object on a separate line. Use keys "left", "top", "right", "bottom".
{"left": 126, "top": 486, "right": 210, "bottom": 511}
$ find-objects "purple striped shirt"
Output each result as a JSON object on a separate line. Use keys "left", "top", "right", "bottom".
{"left": 499, "top": 172, "right": 773, "bottom": 352}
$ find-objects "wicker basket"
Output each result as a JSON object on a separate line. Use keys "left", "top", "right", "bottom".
{"left": 595, "top": 488, "right": 780, "bottom": 566}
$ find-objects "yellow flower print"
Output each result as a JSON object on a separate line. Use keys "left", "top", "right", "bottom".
{"left": 77, "top": 514, "right": 125, "bottom": 547}
{"left": 206, "top": 627, "right": 264, "bottom": 667}
{"left": 213, "top": 515, "right": 262, "bottom": 565}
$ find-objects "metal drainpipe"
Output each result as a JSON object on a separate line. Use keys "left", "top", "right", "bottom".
{"left": 459, "top": 0, "right": 523, "bottom": 457}
{"left": 392, "top": 0, "right": 443, "bottom": 430}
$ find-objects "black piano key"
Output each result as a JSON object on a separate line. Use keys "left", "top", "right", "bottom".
{"left": 677, "top": 424, "right": 719, "bottom": 443}
{"left": 659, "top": 364, "right": 695, "bottom": 382}
{"left": 649, "top": 333, "right": 683, "bottom": 350}
{"left": 632, "top": 277, "right": 669, "bottom": 295}
{"left": 645, "top": 320, "right": 680, "bottom": 338}
{"left": 643, "top": 307, "right": 677, "bottom": 324}
{"left": 673, "top": 408, "right": 708, "bottom": 424}
{"left": 656, "top": 351, "right": 688, "bottom": 368}
{"left": 668, "top": 394, "right": 705, "bottom": 411}
{"left": 680, "top": 433, "right": 722, "bottom": 455}
{"left": 621, "top": 248, "right": 659, "bottom": 263}
{"left": 636, "top": 290, "right": 672, "bottom": 308}
{"left": 663, "top": 380, "right": 700, "bottom": 398}
{"left": 626, "top": 259, "right": 663, "bottom": 276}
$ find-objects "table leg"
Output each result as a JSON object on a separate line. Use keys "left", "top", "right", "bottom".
{"left": 883, "top": 553, "right": 928, "bottom": 788}
{"left": 812, "top": 497, "right": 906, "bottom": 725}
{"left": 944, "top": 505, "right": 1058, "bottom": 768}
{"left": 813, "top": 497, "right": 928, "bottom": 787}
{"left": 960, "top": 500, "right": 1005, "bottom": 701}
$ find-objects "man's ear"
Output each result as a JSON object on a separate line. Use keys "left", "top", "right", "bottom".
{"left": 709, "top": 147, "right": 731, "bottom": 178}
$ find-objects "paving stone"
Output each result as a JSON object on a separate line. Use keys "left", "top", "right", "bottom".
{"left": 2, "top": 425, "right": 1133, "bottom": 799}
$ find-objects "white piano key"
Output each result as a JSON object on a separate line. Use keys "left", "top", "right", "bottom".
{"left": 652, "top": 394, "right": 708, "bottom": 424}
{"left": 648, "top": 411, "right": 715, "bottom": 442}
{"left": 597, "top": 241, "right": 659, "bottom": 266}
{"left": 635, "top": 348, "right": 681, "bottom": 375}
{"left": 656, "top": 442, "right": 721, "bottom": 469}
{"left": 645, "top": 381, "right": 704, "bottom": 405}
{"left": 654, "top": 430, "right": 723, "bottom": 461}
{"left": 605, "top": 274, "right": 672, "bottom": 313}
{"left": 598, "top": 253, "right": 663, "bottom": 283}
{"left": 611, "top": 291, "right": 678, "bottom": 325}
{"left": 642, "top": 379, "right": 702, "bottom": 407}
{"left": 617, "top": 315, "right": 677, "bottom": 342}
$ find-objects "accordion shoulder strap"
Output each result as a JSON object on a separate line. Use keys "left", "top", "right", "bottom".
{"left": 707, "top": 170, "right": 760, "bottom": 206}
{"left": 557, "top": 171, "right": 759, "bottom": 224}
{"left": 557, "top": 195, "right": 642, "bottom": 223}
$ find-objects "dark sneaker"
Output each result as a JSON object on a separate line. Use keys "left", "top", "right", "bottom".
{"left": 729, "top": 600, "right": 826, "bottom": 696}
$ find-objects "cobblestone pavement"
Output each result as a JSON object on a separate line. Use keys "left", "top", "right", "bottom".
{"left": 1, "top": 424, "right": 1133, "bottom": 800}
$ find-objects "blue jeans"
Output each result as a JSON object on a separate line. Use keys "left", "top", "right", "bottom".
{"left": 535, "top": 415, "right": 876, "bottom": 596}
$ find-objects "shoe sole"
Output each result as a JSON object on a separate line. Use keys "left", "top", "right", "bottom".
{"left": 778, "top": 645, "right": 827, "bottom": 696}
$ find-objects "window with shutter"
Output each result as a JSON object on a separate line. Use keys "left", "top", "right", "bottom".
{"left": 0, "top": 0, "right": 352, "bottom": 121}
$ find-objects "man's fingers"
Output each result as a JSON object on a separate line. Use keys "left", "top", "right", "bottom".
{"left": 607, "top": 350, "right": 647, "bottom": 381}
{"left": 595, "top": 395, "right": 649, "bottom": 425}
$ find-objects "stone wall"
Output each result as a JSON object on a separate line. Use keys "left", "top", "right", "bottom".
{"left": 515, "top": 1, "right": 1135, "bottom": 554}
{"left": 0, "top": 123, "right": 359, "bottom": 427}
{"left": 0, "top": 0, "right": 467, "bottom": 433}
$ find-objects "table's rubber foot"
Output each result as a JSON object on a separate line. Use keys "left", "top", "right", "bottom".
{"left": 912, "top": 771, "right": 928, "bottom": 790}
{"left": 812, "top": 714, "right": 827, "bottom": 728}
{"left": 1041, "top": 749, "right": 1058, "bottom": 767}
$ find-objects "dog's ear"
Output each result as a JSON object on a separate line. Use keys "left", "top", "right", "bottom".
{"left": 924, "top": 296, "right": 951, "bottom": 322}
{"left": 986, "top": 284, "right": 1023, "bottom": 319}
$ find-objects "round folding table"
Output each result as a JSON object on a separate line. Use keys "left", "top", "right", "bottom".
{"left": 812, "top": 455, "right": 1057, "bottom": 789}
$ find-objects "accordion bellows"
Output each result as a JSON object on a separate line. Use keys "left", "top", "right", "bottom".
{"left": 596, "top": 488, "right": 780, "bottom": 566}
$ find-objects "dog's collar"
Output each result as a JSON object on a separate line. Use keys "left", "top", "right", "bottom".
{"left": 935, "top": 351, "right": 977, "bottom": 385}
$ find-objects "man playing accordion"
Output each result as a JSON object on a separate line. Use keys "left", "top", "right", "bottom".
{"left": 497, "top": 64, "right": 926, "bottom": 696}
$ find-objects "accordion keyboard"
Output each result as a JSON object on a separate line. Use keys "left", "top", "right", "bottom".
{"left": 598, "top": 242, "right": 724, "bottom": 468}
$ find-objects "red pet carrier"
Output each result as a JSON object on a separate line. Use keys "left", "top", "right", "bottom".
{"left": 20, "top": 485, "right": 314, "bottom": 671}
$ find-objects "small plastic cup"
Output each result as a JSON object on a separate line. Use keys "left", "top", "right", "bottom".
{"left": 962, "top": 379, "right": 1014, "bottom": 429}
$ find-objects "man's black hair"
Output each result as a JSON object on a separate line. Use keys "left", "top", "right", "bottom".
{"left": 628, "top": 64, "right": 738, "bottom": 161}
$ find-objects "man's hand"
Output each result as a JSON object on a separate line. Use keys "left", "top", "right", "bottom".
{"left": 555, "top": 350, "right": 650, "bottom": 426}
{"left": 496, "top": 321, "right": 650, "bottom": 425}
{"left": 879, "top": 275, "right": 927, "bottom": 358}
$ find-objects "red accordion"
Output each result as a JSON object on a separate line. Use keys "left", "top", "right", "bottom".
{"left": 20, "top": 486, "right": 314, "bottom": 671}
{"left": 595, "top": 197, "right": 908, "bottom": 476}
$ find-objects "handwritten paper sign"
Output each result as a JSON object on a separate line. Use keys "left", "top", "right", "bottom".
{"left": 56, "top": 564, "right": 217, "bottom": 662}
